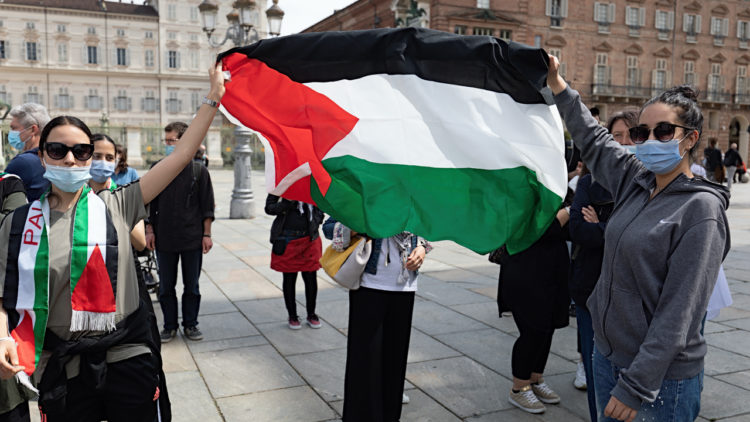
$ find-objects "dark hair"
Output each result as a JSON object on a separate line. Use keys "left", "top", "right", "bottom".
{"left": 606, "top": 110, "right": 639, "bottom": 134}
{"left": 115, "top": 144, "right": 128, "bottom": 173}
{"left": 642, "top": 85, "right": 703, "bottom": 159}
{"left": 91, "top": 133, "right": 116, "bottom": 147}
{"left": 39, "top": 115, "right": 93, "bottom": 153}
{"left": 709, "top": 137, "right": 718, "bottom": 146}
{"left": 164, "top": 121, "right": 188, "bottom": 139}
{"left": 589, "top": 107, "right": 600, "bottom": 117}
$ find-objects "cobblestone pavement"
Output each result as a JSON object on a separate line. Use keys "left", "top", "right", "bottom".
{"left": 31, "top": 169, "right": 750, "bottom": 421}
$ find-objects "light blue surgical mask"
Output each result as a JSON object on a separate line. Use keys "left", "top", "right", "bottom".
{"left": 89, "top": 160, "right": 116, "bottom": 183}
{"left": 622, "top": 145, "right": 637, "bottom": 155}
{"left": 43, "top": 162, "right": 92, "bottom": 192}
{"left": 165, "top": 145, "right": 176, "bottom": 156}
{"left": 8, "top": 127, "right": 31, "bottom": 150}
{"left": 635, "top": 138, "right": 686, "bottom": 174}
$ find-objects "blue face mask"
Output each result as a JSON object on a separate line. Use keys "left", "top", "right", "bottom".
{"left": 43, "top": 162, "right": 92, "bottom": 192}
{"left": 622, "top": 145, "right": 637, "bottom": 155}
{"left": 8, "top": 128, "right": 30, "bottom": 150}
{"left": 635, "top": 138, "right": 686, "bottom": 174}
{"left": 90, "top": 160, "right": 116, "bottom": 183}
{"left": 165, "top": 145, "right": 176, "bottom": 156}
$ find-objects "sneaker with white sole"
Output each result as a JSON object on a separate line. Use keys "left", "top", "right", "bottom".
{"left": 288, "top": 316, "right": 302, "bottom": 330}
{"left": 532, "top": 382, "right": 561, "bottom": 404}
{"left": 509, "top": 385, "right": 545, "bottom": 414}
{"left": 306, "top": 314, "right": 322, "bottom": 329}
{"left": 574, "top": 361, "right": 587, "bottom": 390}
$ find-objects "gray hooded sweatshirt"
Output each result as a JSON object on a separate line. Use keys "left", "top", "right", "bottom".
{"left": 554, "top": 87, "right": 730, "bottom": 409}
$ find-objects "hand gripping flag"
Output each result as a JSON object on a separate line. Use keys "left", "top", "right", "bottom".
{"left": 217, "top": 27, "right": 567, "bottom": 254}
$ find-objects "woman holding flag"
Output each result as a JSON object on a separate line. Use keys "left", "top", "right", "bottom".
{"left": 548, "top": 56, "right": 729, "bottom": 422}
{"left": 0, "top": 63, "right": 225, "bottom": 421}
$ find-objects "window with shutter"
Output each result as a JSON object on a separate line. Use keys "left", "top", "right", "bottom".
{"left": 547, "top": 0, "right": 565, "bottom": 27}
{"left": 87, "top": 45, "right": 98, "bottom": 64}
{"left": 0, "top": 40, "right": 6, "bottom": 60}
{"left": 116, "top": 48, "right": 127, "bottom": 66}
{"left": 26, "top": 42, "right": 38, "bottom": 62}
{"left": 167, "top": 50, "right": 178, "bottom": 69}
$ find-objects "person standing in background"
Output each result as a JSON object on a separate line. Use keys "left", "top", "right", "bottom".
{"left": 5, "top": 103, "right": 51, "bottom": 201}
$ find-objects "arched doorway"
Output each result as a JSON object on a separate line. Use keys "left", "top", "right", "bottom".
{"left": 729, "top": 115, "right": 749, "bottom": 164}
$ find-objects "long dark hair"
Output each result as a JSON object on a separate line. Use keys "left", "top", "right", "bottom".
{"left": 642, "top": 85, "right": 703, "bottom": 159}
{"left": 115, "top": 144, "right": 128, "bottom": 173}
{"left": 39, "top": 115, "right": 93, "bottom": 153}
{"left": 606, "top": 110, "right": 639, "bottom": 134}
{"left": 91, "top": 133, "right": 116, "bottom": 147}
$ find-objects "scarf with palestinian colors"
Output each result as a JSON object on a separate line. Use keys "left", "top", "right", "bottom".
{"left": 3, "top": 185, "right": 118, "bottom": 375}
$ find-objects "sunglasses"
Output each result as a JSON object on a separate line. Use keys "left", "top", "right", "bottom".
{"left": 44, "top": 142, "right": 94, "bottom": 161}
{"left": 628, "top": 122, "right": 695, "bottom": 144}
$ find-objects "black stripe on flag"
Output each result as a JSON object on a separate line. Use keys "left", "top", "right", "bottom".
{"left": 217, "top": 27, "right": 552, "bottom": 105}
{"left": 104, "top": 208, "right": 118, "bottom": 296}
{"left": 3, "top": 204, "right": 32, "bottom": 329}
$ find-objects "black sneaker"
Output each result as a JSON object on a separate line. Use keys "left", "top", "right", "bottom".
{"left": 183, "top": 326, "right": 203, "bottom": 341}
{"left": 160, "top": 328, "right": 176, "bottom": 343}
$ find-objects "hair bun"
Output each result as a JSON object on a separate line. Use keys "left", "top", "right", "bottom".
{"left": 666, "top": 85, "right": 699, "bottom": 102}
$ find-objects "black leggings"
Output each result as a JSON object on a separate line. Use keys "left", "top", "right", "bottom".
{"left": 511, "top": 318, "right": 555, "bottom": 380}
{"left": 282, "top": 271, "right": 318, "bottom": 318}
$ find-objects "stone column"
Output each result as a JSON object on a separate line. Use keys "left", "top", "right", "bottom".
{"left": 126, "top": 127, "right": 144, "bottom": 167}
{"left": 740, "top": 125, "right": 749, "bottom": 166}
{"left": 229, "top": 125, "right": 255, "bottom": 219}
{"left": 206, "top": 127, "right": 224, "bottom": 169}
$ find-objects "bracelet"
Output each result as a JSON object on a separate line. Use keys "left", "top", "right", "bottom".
{"left": 202, "top": 96, "right": 219, "bottom": 108}
{"left": 203, "top": 234, "right": 211, "bottom": 238}
{"left": 0, "top": 337, "right": 14, "bottom": 342}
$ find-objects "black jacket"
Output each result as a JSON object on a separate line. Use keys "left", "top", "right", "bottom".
{"left": 568, "top": 174, "right": 613, "bottom": 308}
{"left": 704, "top": 146, "right": 723, "bottom": 171}
{"left": 724, "top": 148, "right": 743, "bottom": 168}
{"left": 265, "top": 194, "right": 324, "bottom": 243}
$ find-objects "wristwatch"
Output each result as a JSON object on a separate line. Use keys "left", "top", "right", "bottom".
{"left": 202, "top": 96, "right": 219, "bottom": 108}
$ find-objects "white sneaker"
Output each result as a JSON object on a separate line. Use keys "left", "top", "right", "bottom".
{"left": 509, "top": 385, "right": 545, "bottom": 414}
{"left": 574, "top": 361, "right": 587, "bottom": 390}
{"left": 402, "top": 393, "right": 410, "bottom": 404}
{"left": 532, "top": 382, "right": 561, "bottom": 404}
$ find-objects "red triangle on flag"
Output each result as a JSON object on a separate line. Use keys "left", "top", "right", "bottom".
{"left": 220, "top": 53, "right": 359, "bottom": 204}
{"left": 71, "top": 245, "right": 116, "bottom": 313}
{"left": 11, "top": 310, "right": 36, "bottom": 374}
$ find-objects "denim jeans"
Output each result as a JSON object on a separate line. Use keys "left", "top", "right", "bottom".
{"left": 593, "top": 346, "right": 703, "bottom": 422}
{"left": 576, "top": 306, "right": 597, "bottom": 422}
{"left": 157, "top": 249, "right": 203, "bottom": 330}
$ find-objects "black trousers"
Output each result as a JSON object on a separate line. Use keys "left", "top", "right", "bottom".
{"left": 42, "top": 354, "right": 159, "bottom": 422}
{"left": 0, "top": 402, "right": 29, "bottom": 422}
{"left": 343, "top": 287, "right": 415, "bottom": 422}
{"left": 282, "top": 271, "right": 318, "bottom": 318}
{"left": 511, "top": 317, "right": 555, "bottom": 380}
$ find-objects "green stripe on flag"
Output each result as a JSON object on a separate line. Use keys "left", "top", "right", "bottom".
{"left": 310, "top": 156, "right": 562, "bottom": 255}
{"left": 70, "top": 187, "right": 90, "bottom": 292}
{"left": 32, "top": 225, "right": 49, "bottom": 368}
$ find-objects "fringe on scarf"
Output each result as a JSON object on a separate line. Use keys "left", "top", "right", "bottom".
{"left": 71, "top": 310, "right": 116, "bottom": 332}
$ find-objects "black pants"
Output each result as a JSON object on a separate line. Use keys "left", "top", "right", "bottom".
{"left": 343, "top": 287, "right": 415, "bottom": 422}
{"left": 511, "top": 317, "right": 555, "bottom": 380}
{"left": 282, "top": 271, "right": 318, "bottom": 318}
{"left": 43, "top": 354, "right": 159, "bottom": 422}
{"left": 157, "top": 249, "right": 202, "bottom": 330}
{"left": 0, "top": 402, "right": 30, "bottom": 422}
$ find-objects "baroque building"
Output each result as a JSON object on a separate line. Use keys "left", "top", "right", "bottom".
{"left": 306, "top": 0, "right": 750, "bottom": 162}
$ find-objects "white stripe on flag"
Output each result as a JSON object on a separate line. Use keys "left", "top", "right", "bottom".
{"left": 87, "top": 191, "right": 108, "bottom": 262}
{"left": 16, "top": 203, "right": 44, "bottom": 312}
{"left": 306, "top": 74, "right": 567, "bottom": 199}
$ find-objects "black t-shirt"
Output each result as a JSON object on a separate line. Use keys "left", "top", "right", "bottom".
{"left": 149, "top": 162, "right": 215, "bottom": 251}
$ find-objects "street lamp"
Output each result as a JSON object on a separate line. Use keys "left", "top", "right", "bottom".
{"left": 197, "top": 0, "right": 285, "bottom": 219}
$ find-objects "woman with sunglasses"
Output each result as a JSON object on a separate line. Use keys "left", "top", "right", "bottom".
{"left": 0, "top": 63, "right": 225, "bottom": 421}
{"left": 548, "top": 56, "right": 729, "bottom": 422}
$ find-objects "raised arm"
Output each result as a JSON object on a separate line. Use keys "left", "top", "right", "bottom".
{"left": 140, "top": 63, "right": 226, "bottom": 205}
{"left": 547, "top": 55, "right": 643, "bottom": 199}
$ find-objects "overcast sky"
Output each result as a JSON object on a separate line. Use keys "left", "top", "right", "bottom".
{"left": 279, "top": 0, "right": 357, "bottom": 35}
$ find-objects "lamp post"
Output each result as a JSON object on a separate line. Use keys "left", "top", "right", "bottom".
{"left": 198, "top": 0, "right": 284, "bottom": 219}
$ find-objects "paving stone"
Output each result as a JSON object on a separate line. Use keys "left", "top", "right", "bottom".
{"left": 542, "top": 372, "right": 595, "bottom": 421}
{"left": 436, "top": 328, "right": 577, "bottom": 380}
{"left": 704, "top": 320, "right": 737, "bottom": 334}
{"left": 194, "top": 345, "right": 305, "bottom": 398}
{"left": 186, "top": 335, "right": 268, "bottom": 354}
{"left": 705, "top": 345, "right": 750, "bottom": 376}
{"left": 700, "top": 376, "right": 750, "bottom": 420}
{"left": 215, "top": 276, "right": 283, "bottom": 302}
{"left": 296, "top": 282, "right": 349, "bottom": 304}
{"left": 315, "top": 299, "right": 350, "bottom": 330}
{"left": 236, "top": 297, "right": 293, "bottom": 324}
{"left": 217, "top": 386, "right": 336, "bottom": 422}
{"left": 195, "top": 311, "right": 259, "bottom": 341}
{"left": 411, "top": 301, "right": 490, "bottom": 335}
{"left": 400, "top": 389, "right": 463, "bottom": 421}
{"left": 197, "top": 279, "right": 237, "bottom": 316}
{"left": 466, "top": 405, "right": 587, "bottom": 422}
{"left": 408, "top": 328, "right": 463, "bottom": 363}
{"left": 256, "top": 320, "right": 347, "bottom": 356}
{"left": 450, "top": 302, "right": 519, "bottom": 334}
{"left": 406, "top": 356, "right": 514, "bottom": 418}
{"left": 165, "top": 371, "right": 223, "bottom": 422}
{"left": 286, "top": 348, "right": 347, "bottom": 401}
{"left": 160, "top": 335, "right": 197, "bottom": 373}
{"left": 707, "top": 330, "right": 750, "bottom": 358}
{"left": 426, "top": 268, "right": 496, "bottom": 285}
{"left": 417, "top": 280, "right": 494, "bottom": 306}
{"left": 716, "top": 370, "right": 750, "bottom": 391}
{"left": 549, "top": 326, "right": 581, "bottom": 362}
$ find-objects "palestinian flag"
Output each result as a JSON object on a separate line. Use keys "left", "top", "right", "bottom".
{"left": 3, "top": 187, "right": 118, "bottom": 375}
{"left": 218, "top": 28, "right": 566, "bottom": 254}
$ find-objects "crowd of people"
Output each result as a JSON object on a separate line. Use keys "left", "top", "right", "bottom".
{"left": 0, "top": 56, "right": 736, "bottom": 422}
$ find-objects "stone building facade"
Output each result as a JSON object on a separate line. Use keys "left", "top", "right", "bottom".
{"left": 306, "top": 0, "right": 750, "bottom": 162}
{"left": 0, "top": 0, "right": 270, "bottom": 166}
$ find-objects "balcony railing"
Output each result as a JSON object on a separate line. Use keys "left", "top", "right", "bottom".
{"left": 590, "top": 84, "right": 658, "bottom": 98}
{"left": 701, "top": 90, "right": 732, "bottom": 103}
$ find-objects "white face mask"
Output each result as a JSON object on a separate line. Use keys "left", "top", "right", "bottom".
{"left": 43, "top": 161, "right": 92, "bottom": 192}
